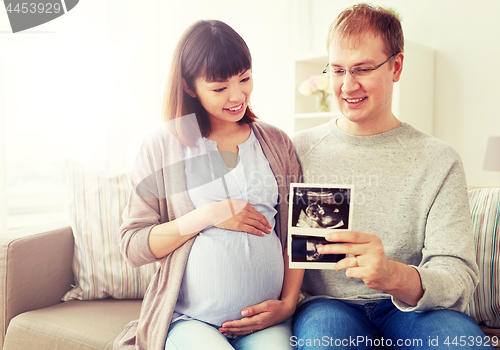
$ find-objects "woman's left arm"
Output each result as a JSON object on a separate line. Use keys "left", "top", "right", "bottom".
{"left": 218, "top": 249, "right": 304, "bottom": 336}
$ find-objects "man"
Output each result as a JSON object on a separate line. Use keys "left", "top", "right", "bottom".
{"left": 291, "top": 4, "right": 489, "bottom": 349}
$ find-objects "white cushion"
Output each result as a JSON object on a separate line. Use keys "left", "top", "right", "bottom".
{"left": 62, "top": 161, "right": 157, "bottom": 301}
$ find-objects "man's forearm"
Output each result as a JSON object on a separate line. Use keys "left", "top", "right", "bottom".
{"left": 384, "top": 261, "right": 424, "bottom": 306}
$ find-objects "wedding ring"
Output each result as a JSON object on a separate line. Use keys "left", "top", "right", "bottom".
{"left": 353, "top": 255, "right": 358, "bottom": 267}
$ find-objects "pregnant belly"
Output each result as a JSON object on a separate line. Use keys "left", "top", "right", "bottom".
{"left": 175, "top": 228, "right": 284, "bottom": 326}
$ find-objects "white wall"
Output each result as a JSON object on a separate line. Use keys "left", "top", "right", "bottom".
{"left": 306, "top": 0, "right": 500, "bottom": 186}
{"left": 0, "top": 63, "right": 6, "bottom": 233}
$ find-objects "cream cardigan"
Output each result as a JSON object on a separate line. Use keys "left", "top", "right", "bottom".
{"left": 114, "top": 121, "right": 301, "bottom": 350}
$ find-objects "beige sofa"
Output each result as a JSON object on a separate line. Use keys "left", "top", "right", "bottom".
{"left": 0, "top": 223, "right": 142, "bottom": 350}
{"left": 1, "top": 187, "right": 500, "bottom": 349}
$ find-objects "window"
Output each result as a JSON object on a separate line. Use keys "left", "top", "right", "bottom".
{"left": 0, "top": 0, "right": 294, "bottom": 231}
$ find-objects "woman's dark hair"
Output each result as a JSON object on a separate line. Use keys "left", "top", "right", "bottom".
{"left": 162, "top": 20, "right": 257, "bottom": 144}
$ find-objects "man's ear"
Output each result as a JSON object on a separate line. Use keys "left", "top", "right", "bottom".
{"left": 392, "top": 52, "right": 404, "bottom": 83}
{"left": 182, "top": 79, "right": 197, "bottom": 98}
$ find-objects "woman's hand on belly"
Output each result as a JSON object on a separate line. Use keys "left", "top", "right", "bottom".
{"left": 212, "top": 199, "right": 272, "bottom": 236}
{"left": 218, "top": 299, "right": 295, "bottom": 336}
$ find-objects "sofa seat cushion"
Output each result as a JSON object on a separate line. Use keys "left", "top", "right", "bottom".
{"left": 3, "top": 299, "right": 142, "bottom": 350}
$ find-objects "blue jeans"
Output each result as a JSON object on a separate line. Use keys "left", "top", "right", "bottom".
{"left": 165, "top": 318, "right": 294, "bottom": 350}
{"left": 292, "top": 298, "right": 493, "bottom": 349}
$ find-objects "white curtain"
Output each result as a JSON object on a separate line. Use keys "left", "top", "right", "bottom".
{"left": 0, "top": 0, "right": 295, "bottom": 230}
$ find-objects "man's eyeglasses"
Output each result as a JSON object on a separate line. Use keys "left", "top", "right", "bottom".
{"left": 322, "top": 53, "right": 398, "bottom": 79}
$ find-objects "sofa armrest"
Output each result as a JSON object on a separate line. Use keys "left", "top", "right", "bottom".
{"left": 0, "top": 221, "right": 74, "bottom": 347}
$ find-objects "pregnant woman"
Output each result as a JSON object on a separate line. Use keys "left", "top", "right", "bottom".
{"left": 114, "top": 20, "right": 303, "bottom": 350}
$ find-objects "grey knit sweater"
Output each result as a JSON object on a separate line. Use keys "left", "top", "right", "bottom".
{"left": 292, "top": 119, "right": 479, "bottom": 312}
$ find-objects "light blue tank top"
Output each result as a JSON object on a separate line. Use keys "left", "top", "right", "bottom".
{"left": 173, "top": 130, "right": 284, "bottom": 326}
